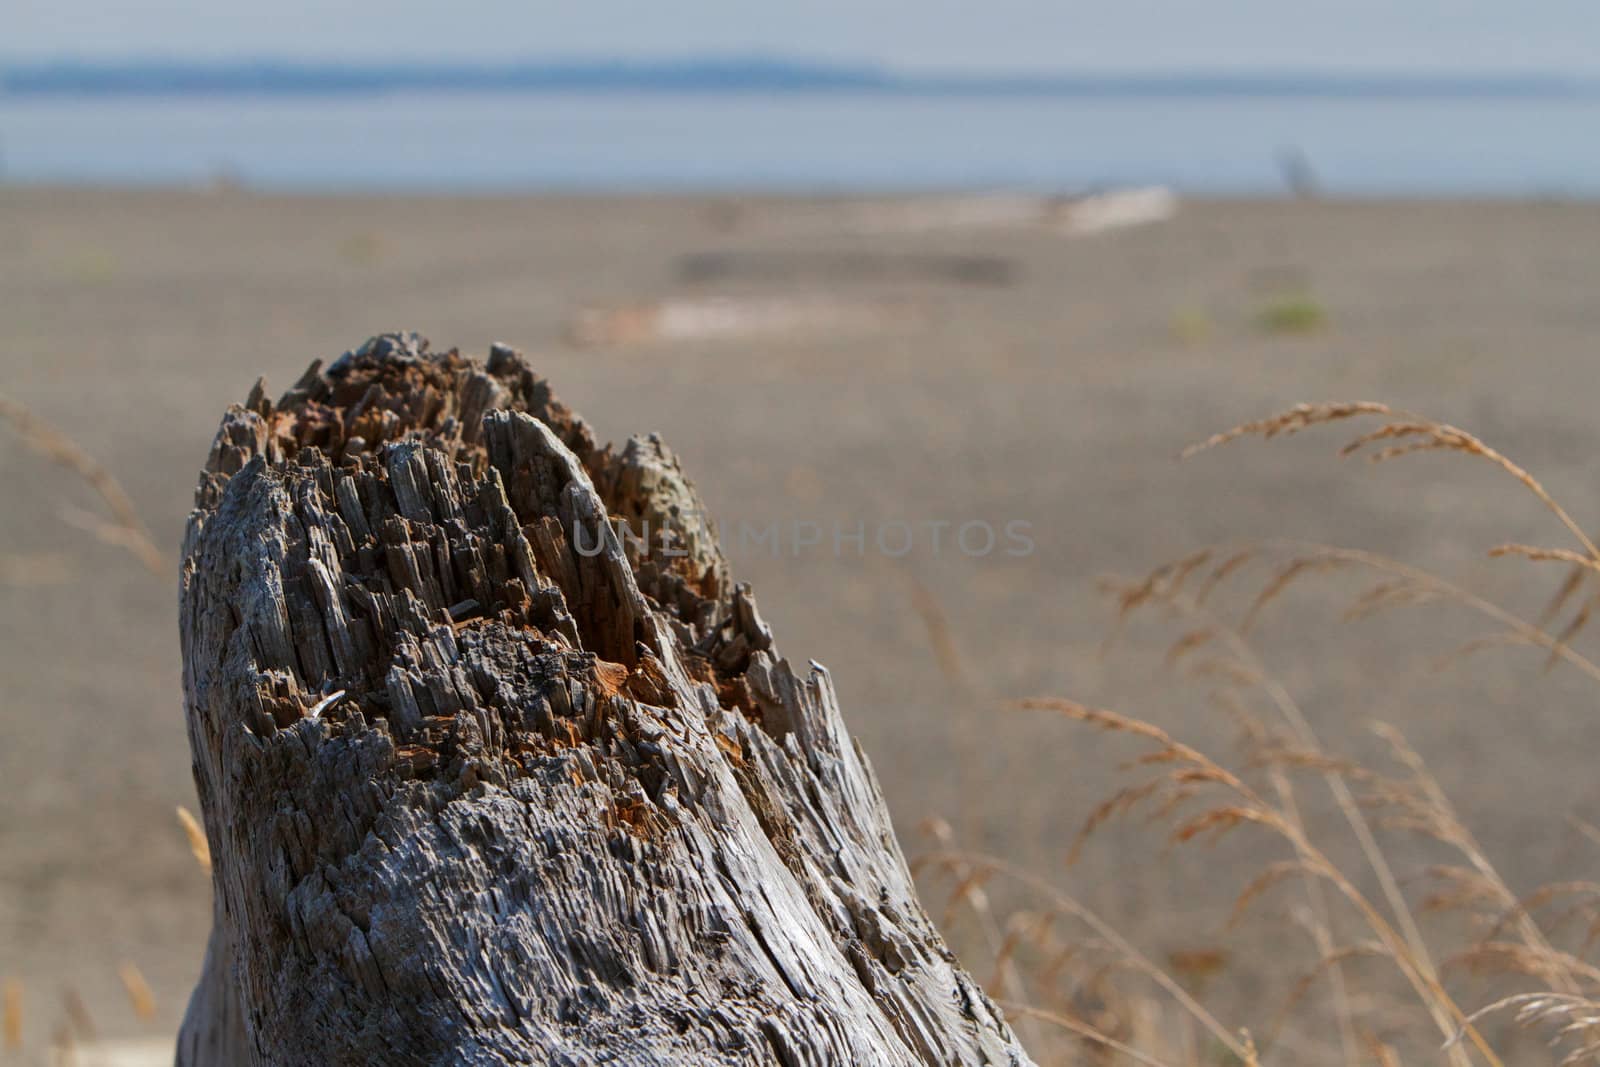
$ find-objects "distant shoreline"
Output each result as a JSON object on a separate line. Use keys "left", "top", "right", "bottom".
{"left": 5, "top": 183, "right": 1594, "bottom": 205}
{"left": 2, "top": 58, "right": 1593, "bottom": 100}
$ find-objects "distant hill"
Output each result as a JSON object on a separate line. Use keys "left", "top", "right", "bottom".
{"left": 0, "top": 57, "right": 1590, "bottom": 99}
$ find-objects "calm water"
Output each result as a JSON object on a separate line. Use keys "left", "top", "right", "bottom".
{"left": 2, "top": 91, "right": 1598, "bottom": 196}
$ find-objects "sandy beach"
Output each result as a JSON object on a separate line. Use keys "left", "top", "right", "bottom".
{"left": 6, "top": 187, "right": 1600, "bottom": 1050}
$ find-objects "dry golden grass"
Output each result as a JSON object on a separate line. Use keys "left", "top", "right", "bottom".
{"left": 0, "top": 387, "right": 185, "bottom": 1046}
{"left": 0, "top": 963, "right": 171, "bottom": 1059}
{"left": 117, "top": 962, "right": 155, "bottom": 1023}
{"left": 3, "top": 978, "right": 21, "bottom": 1051}
{"left": 61, "top": 985, "right": 97, "bottom": 1043}
{"left": 11, "top": 387, "right": 1598, "bottom": 1062}
{"left": 175, "top": 806, "right": 211, "bottom": 872}
{"left": 921, "top": 401, "right": 1600, "bottom": 1065}
{"left": 1183, "top": 401, "right": 1598, "bottom": 561}
{"left": 0, "top": 391, "right": 165, "bottom": 575}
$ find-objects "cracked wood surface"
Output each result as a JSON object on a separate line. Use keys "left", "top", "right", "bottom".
{"left": 176, "top": 333, "right": 1032, "bottom": 1066}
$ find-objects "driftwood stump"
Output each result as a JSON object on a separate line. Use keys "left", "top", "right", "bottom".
{"left": 176, "top": 334, "right": 1031, "bottom": 1066}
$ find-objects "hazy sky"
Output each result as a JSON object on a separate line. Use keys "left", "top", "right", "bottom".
{"left": 9, "top": 0, "right": 1600, "bottom": 73}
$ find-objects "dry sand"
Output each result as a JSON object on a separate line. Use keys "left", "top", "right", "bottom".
{"left": 5, "top": 187, "right": 1600, "bottom": 1049}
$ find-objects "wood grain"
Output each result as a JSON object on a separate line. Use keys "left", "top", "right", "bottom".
{"left": 176, "top": 334, "right": 1032, "bottom": 1066}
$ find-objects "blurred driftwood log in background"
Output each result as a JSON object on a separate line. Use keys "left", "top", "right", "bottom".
{"left": 675, "top": 250, "right": 1018, "bottom": 287}
{"left": 176, "top": 334, "right": 1031, "bottom": 1065}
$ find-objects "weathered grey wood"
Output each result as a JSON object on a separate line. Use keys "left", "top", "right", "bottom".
{"left": 177, "top": 333, "right": 1032, "bottom": 1066}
